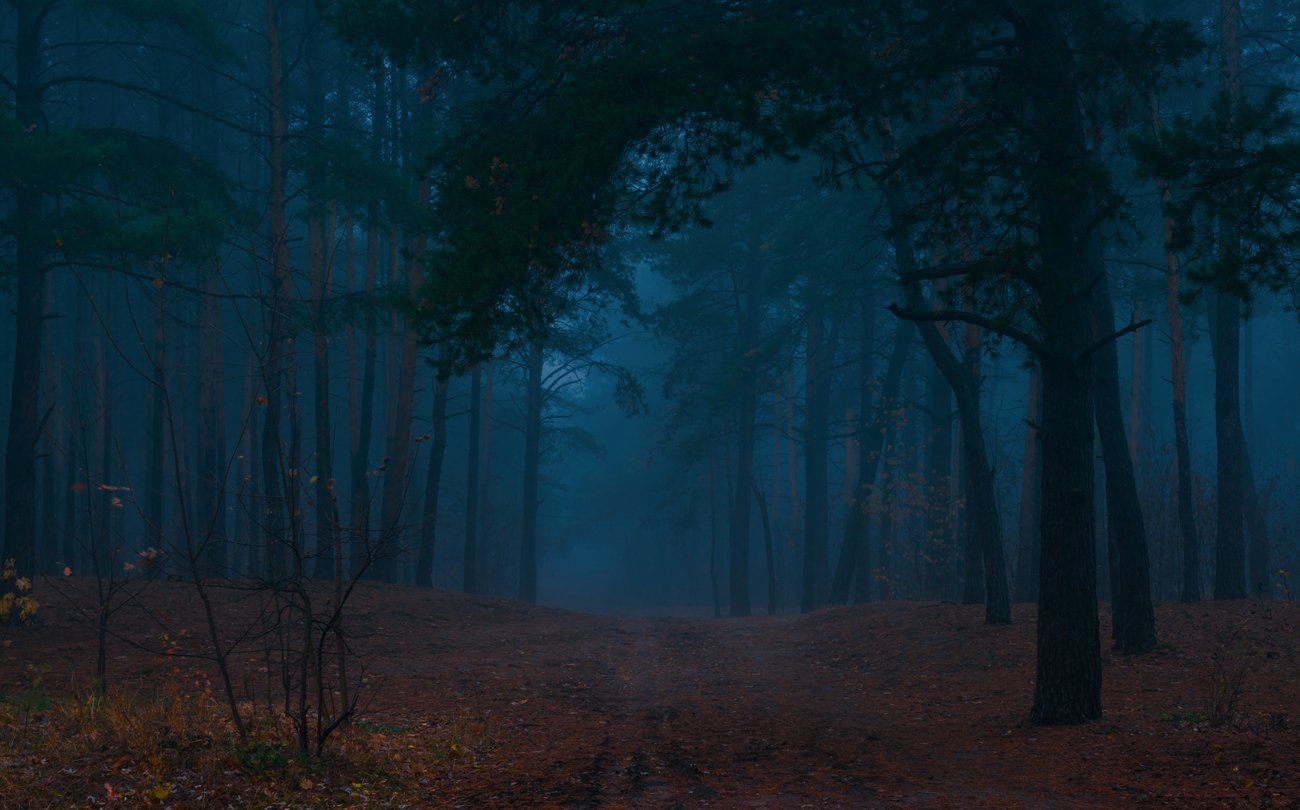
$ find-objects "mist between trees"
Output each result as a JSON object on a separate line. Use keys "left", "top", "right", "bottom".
{"left": 2, "top": 0, "right": 1299, "bottom": 737}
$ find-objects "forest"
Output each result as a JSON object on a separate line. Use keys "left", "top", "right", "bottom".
{"left": 2, "top": 0, "right": 1300, "bottom": 805}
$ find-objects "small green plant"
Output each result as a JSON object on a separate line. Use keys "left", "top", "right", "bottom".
{"left": 0, "top": 664, "right": 51, "bottom": 718}
{"left": 1163, "top": 709, "right": 1205, "bottom": 726}
{"left": 236, "top": 741, "right": 291, "bottom": 772}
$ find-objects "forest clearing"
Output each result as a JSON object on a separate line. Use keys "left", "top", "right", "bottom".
{"left": 2, "top": 585, "right": 1298, "bottom": 807}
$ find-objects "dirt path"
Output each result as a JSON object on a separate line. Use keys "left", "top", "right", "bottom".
{"left": 3, "top": 583, "right": 1300, "bottom": 806}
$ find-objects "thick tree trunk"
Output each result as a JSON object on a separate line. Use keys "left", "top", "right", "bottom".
{"left": 1019, "top": 4, "right": 1104, "bottom": 723}
{"left": 1090, "top": 278, "right": 1156, "bottom": 653}
{"left": 1212, "top": 0, "right": 1248, "bottom": 601}
{"left": 1211, "top": 291, "right": 1246, "bottom": 599}
{"left": 3, "top": 6, "right": 48, "bottom": 580}
{"left": 520, "top": 339, "right": 544, "bottom": 603}
{"left": 1030, "top": 349, "right": 1101, "bottom": 723}
{"left": 416, "top": 371, "right": 450, "bottom": 587}
{"left": 1015, "top": 363, "right": 1043, "bottom": 602}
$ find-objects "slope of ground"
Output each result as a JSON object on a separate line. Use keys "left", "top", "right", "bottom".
{"left": 1, "top": 580, "right": 1298, "bottom": 807}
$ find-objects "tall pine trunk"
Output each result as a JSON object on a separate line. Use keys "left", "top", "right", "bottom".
{"left": 416, "top": 371, "right": 450, "bottom": 587}
{"left": 260, "top": 0, "right": 290, "bottom": 578}
{"left": 462, "top": 366, "right": 482, "bottom": 594}
{"left": 801, "top": 300, "right": 831, "bottom": 612}
{"left": 1148, "top": 87, "right": 1200, "bottom": 602}
{"left": 1015, "top": 363, "right": 1043, "bottom": 602}
{"left": 3, "top": 6, "right": 48, "bottom": 580}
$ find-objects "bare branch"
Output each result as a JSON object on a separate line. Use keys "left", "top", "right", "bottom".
{"left": 887, "top": 302, "right": 1046, "bottom": 356}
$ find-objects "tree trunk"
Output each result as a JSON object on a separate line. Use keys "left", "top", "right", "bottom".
{"left": 376, "top": 236, "right": 422, "bottom": 583}
{"left": 828, "top": 315, "right": 912, "bottom": 606}
{"left": 520, "top": 339, "right": 544, "bottom": 603}
{"left": 1147, "top": 88, "right": 1200, "bottom": 603}
{"left": 923, "top": 353, "right": 954, "bottom": 600}
{"left": 801, "top": 300, "right": 831, "bottom": 612}
{"left": 1210, "top": 290, "right": 1246, "bottom": 599}
{"left": 1030, "top": 346, "right": 1101, "bottom": 723}
{"left": 1015, "top": 363, "right": 1043, "bottom": 602}
{"left": 727, "top": 273, "right": 761, "bottom": 618}
{"left": 959, "top": 311, "right": 984, "bottom": 606}
{"left": 350, "top": 218, "right": 380, "bottom": 577}
{"left": 753, "top": 482, "right": 777, "bottom": 616}
{"left": 199, "top": 260, "right": 226, "bottom": 574}
{"left": 463, "top": 365, "right": 482, "bottom": 594}
{"left": 1090, "top": 278, "right": 1156, "bottom": 653}
{"left": 3, "top": 6, "right": 48, "bottom": 581}
{"left": 416, "top": 371, "right": 450, "bottom": 587}
{"left": 1211, "top": 0, "right": 1248, "bottom": 601}
{"left": 1242, "top": 439, "right": 1270, "bottom": 597}
{"left": 260, "top": 0, "right": 290, "bottom": 579}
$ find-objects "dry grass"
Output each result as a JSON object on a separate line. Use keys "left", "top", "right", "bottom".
{"left": 0, "top": 670, "right": 492, "bottom": 807}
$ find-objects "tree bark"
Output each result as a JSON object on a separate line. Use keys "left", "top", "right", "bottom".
{"left": 727, "top": 271, "right": 761, "bottom": 617}
{"left": 1090, "top": 278, "right": 1156, "bottom": 653}
{"left": 1015, "top": 363, "right": 1043, "bottom": 602}
{"left": 519, "top": 339, "right": 544, "bottom": 603}
{"left": 3, "top": 5, "right": 48, "bottom": 581}
{"left": 1018, "top": 4, "right": 1103, "bottom": 723}
{"left": 828, "top": 315, "right": 912, "bottom": 606}
{"left": 1148, "top": 88, "right": 1200, "bottom": 603}
{"left": 1212, "top": 0, "right": 1248, "bottom": 601}
{"left": 376, "top": 235, "right": 422, "bottom": 583}
{"left": 923, "top": 351, "right": 954, "bottom": 601}
{"left": 801, "top": 299, "right": 831, "bottom": 612}
{"left": 753, "top": 482, "right": 777, "bottom": 616}
{"left": 260, "top": 0, "right": 290, "bottom": 579}
{"left": 463, "top": 365, "right": 482, "bottom": 594}
{"left": 416, "top": 371, "right": 450, "bottom": 587}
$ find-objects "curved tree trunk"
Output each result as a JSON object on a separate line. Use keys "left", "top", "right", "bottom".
{"left": 1090, "top": 278, "right": 1156, "bottom": 654}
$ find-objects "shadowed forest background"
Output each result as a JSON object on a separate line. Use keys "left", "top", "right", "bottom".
{"left": 2, "top": 0, "right": 1300, "bottom": 805}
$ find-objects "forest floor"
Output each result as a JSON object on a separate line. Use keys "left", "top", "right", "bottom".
{"left": 1, "top": 581, "right": 1298, "bottom": 807}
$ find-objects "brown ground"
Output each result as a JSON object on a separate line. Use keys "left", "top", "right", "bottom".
{"left": 2, "top": 581, "right": 1299, "bottom": 807}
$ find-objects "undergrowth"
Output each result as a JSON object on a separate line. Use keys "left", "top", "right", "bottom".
{"left": 0, "top": 676, "right": 491, "bottom": 807}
